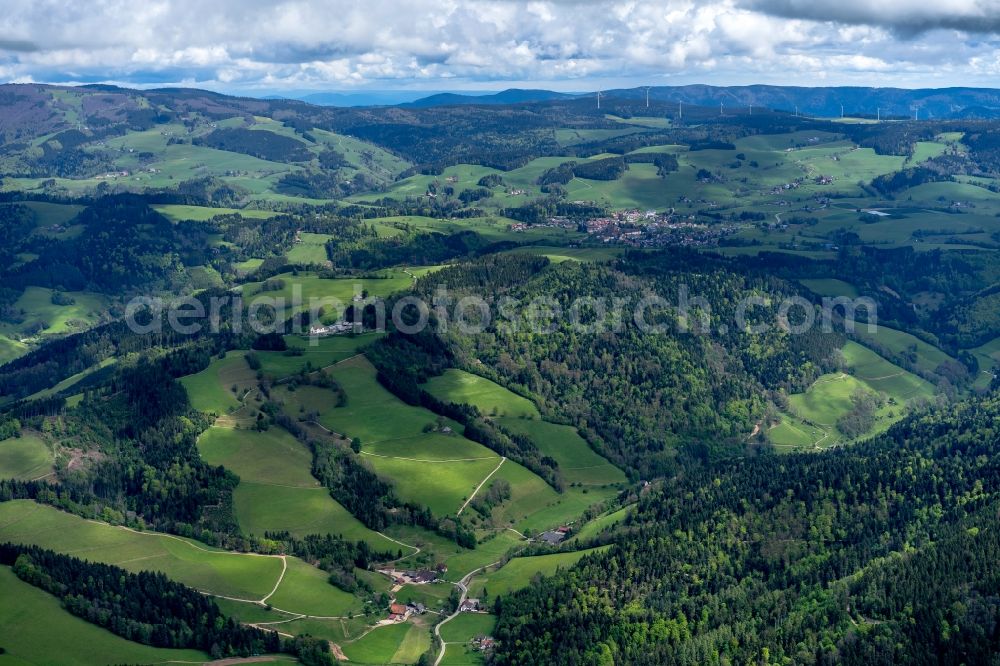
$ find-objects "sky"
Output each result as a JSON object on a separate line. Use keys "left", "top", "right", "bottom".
{"left": 1, "top": 0, "right": 1000, "bottom": 94}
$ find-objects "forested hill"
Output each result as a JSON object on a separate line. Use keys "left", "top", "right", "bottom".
{"left": 370, "top": 251, "right": 845, "bottom": 479}
{"left": 491, "top": 392, "right": 1000, "bottom": 665}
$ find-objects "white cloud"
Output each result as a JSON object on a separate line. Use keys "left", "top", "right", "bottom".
{"left": 0, "top": 0, "right": 997, "bottom": 90}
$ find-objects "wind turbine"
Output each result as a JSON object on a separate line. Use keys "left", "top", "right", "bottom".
{"left": 877, "top": 107, "right": 880, "bottom": 122}
{"left": 678, "top": 100, "right": 683, "bottom": 120}
{"left": 720, "top": 101, "right": 724, "bottom": 117}
{"left": 644, "top": 86, "right": 651, "bottom": 109}
{"left": 749, "top": 104, "right": 752, "bottom": 116}
{"left": 596, "top": 90, "right": 603, "bottom": 110}
{"left": 841, "top": 104, "right": 844, "bottom": 119}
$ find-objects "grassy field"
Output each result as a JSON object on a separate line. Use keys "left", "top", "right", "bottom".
{"left": 971, "top": 336, "right": 1000, "bottom": 390}
{"left": 0, "top": 433, "right": 52, "bottom": 481}
{"left": 773, "top": 341, "right": 935, "bottom": 450}
{"left": 439, "top": 646, "right": 488, "bottom": 665}
{"left": 851, "top": 325, "right": 955, "bottom": 378}
{"left": 0, "top": 334, "right": 28, "bottom": 366}
{"left": 842, "top": 341, "right": 935, "bottom": 400}
{"left": 255, "top": 333, "right": 376, "bottom": 379}
{"left": 466, "top": 546, "right": 609, "bottom": 598}
{"left": 320, "top": 358, "right": 613, "bottom": 525}
{"left": 788, "top": 373, "right": 873, "bottom": 427}
{"left": 198, "top": 426, "right": 319, "bottom": 486}
{"left": 798, "top": 278, "right": 859, "bottom": 298}
{"left": 243, "top": 271, "right": 414, "bottom": 319}
{"left": 394, "top": 581, "right": 455, "bottom": 612}
{"left": 424, "top": 370, "right": 539, "bottom": 419}
{"left": 500, "top": 245, "right": 624, "bottom": 263}
{"left": 342, "top": 621, "right": 431, "bottom": 665}
{"left": 0, "top": 501, "right": 372, "bottom": 618}
{"left": 497, "top": 419, "right": 626, "bottom": 487}
{"left": 179, "top": 351, "right": 258, "bottom": 414}
{"left": 423, "top": 369, "right": 626, "bottom": 487}
{"left": 321, "top": 357, "right": 507, "bottom": 517}
{"left": 263, "top": 556, "right": 366, "bottom": 616}
{"left": 151, "top": 204, "right": 278, "bottom": 222}
{"left": 0, "top": 566, "right": 211, "bottom": 665}
{"left": 0, "top": 500, "right": 282, "bottom": 600}
{"left": 287, "top": 232, "right": 333, "bottom": 265}
{"left": 439, "top": 613, "right": 496, "bottom": 663}
{"left": 569, "top": 505, "right": 632, "bottom": 543}
{"left": 183, "top": 376, "right": 248, "bottom": 419}
{"left": 440, "top": 613, "right": 497, "bottom": 643}
{"left": 198, "top": 425, "right": 396, "bottom": 550}
{"left": 0, "top": 287, "right": 109, "bottom": 341}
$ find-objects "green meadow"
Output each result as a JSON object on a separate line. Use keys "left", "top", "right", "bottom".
{"left": 466, "top": 546, "right": 610, "bottom": 598}
{"left": 287, "top": 232, "right": 333, "bottom": 264}
{"left": 255, "top": 332, "right": 376, "bottom": 379}
{"left": 0, "top": 566, "right": 210, "bottom": 666}
{"left": 798, "top": 278, "right": 859, "bottom": 298}
{"left": 424, "top": 369, "right": 626, "bottom": 487}
{"left": 424, "top": 369, "right": 538, "bottom": 419}
{"left": 0, "top": 287, "right": 109, "bottom": 340}
{"left": 0, "top": 334, "right": 29, "bottom": 365}
{"left": 0, "top": 500, "right": 281, "bottom": 600}
{"left": 0, "top": 433, "right": 52, "bottom": 481}
{"left": 197, "top": 425, "right": 396, "bottom": 550}
{"left": 0, "top": 501, "right": 370, "bottom": 617}
{"left": 971, "top": 336, "right": 1000, "bottom": 390}
{"left": 342, "top": 621, "right": 431, "bottom": 665}
{"left": 501, "top": 245, "right": 624, "bottom": 263}
{"left": 179, "top": 351, "right": 258, "bottom": 414}
{"left": 151, "top": 203, "right": 278, "bottom": 222}
{"left": 773, "top": 341, "right": 935, "bottom": 450}
{"left": 440, "top": 612, "right": 497, "bottom": 643}
{"left": 569, "top": 505, "right": 632, "bottom": 543}
{"left": 243, "top": 271, "right": 414, "bottom": 319}
{"left": 851, "top": 325, "right": 955, "bottom": 378}
{"left": 319, "top": 357, "right": 506, "bottom": 517}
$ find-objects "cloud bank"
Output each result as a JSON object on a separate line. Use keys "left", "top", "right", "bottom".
{"left": 0, "top": 0, "right": 998, "bottom": 91}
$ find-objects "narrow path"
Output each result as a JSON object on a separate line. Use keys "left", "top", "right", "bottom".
{"left": 377, "top": 531, "right": 421, "bottom": 560}
{"left": 260, "top": 556, "right": 287, "bottom": 604}
{"left": 457, "top": 457, "right": 506, "bottom": 516}
{"left": 361, "top": 451, "right": 497, "bottom": 463}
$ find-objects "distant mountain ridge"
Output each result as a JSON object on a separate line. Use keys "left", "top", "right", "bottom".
{"left": 402, "top": 88, "right": 578, "bottom": 108}
{"left": 395, "top": 84, "right": 1000, "bottom": 119}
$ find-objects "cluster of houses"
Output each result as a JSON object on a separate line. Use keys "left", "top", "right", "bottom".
{"left": 767, "top": 179, "right": 804, "bottom": 196}
{"left": 378, "top": 565, "right": 447, "bottom": 587}
{"left": 387, "top": 602, "right": 427, "bottom": 623}
{"left": 510, "top": 208, "right": 740, "bottom": 248}
{"left": 308, "top": 321, "right": 361, "bottom": 337}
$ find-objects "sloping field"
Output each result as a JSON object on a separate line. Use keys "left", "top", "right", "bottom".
{"left": 0, "top": 566, "right": 210, "bottom": 666}
{"left": 466, "top": 546, "right": 610, "bottom": 598}
{"left": 0, "top": 501, "right": 369, "bottom": 617}
{"left": 0, "top": 433, "right": 53, "bottom": 480}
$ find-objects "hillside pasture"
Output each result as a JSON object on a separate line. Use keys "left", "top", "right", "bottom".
{"left": 466, "top": 546, "right": 609, "bottom": 598}
{"left": 0, "top": 433, "right": 52, "bottom": 481}
{"left": 197, "top": 426, "right": 395, "bottom": 549}
{"left": 179, "top": 351, "right": 258, "bottom": 414}
{"left": 0, "top": 566, "right": 210, "bottom": 666}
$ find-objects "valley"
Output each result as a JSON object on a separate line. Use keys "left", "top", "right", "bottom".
{"left": 0, "top": 82, "right": 999, "bottom": 665}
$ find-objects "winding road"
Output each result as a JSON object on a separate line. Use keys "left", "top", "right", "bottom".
{"left": 433, "top": 560, "right": 501, "bottom": 666}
